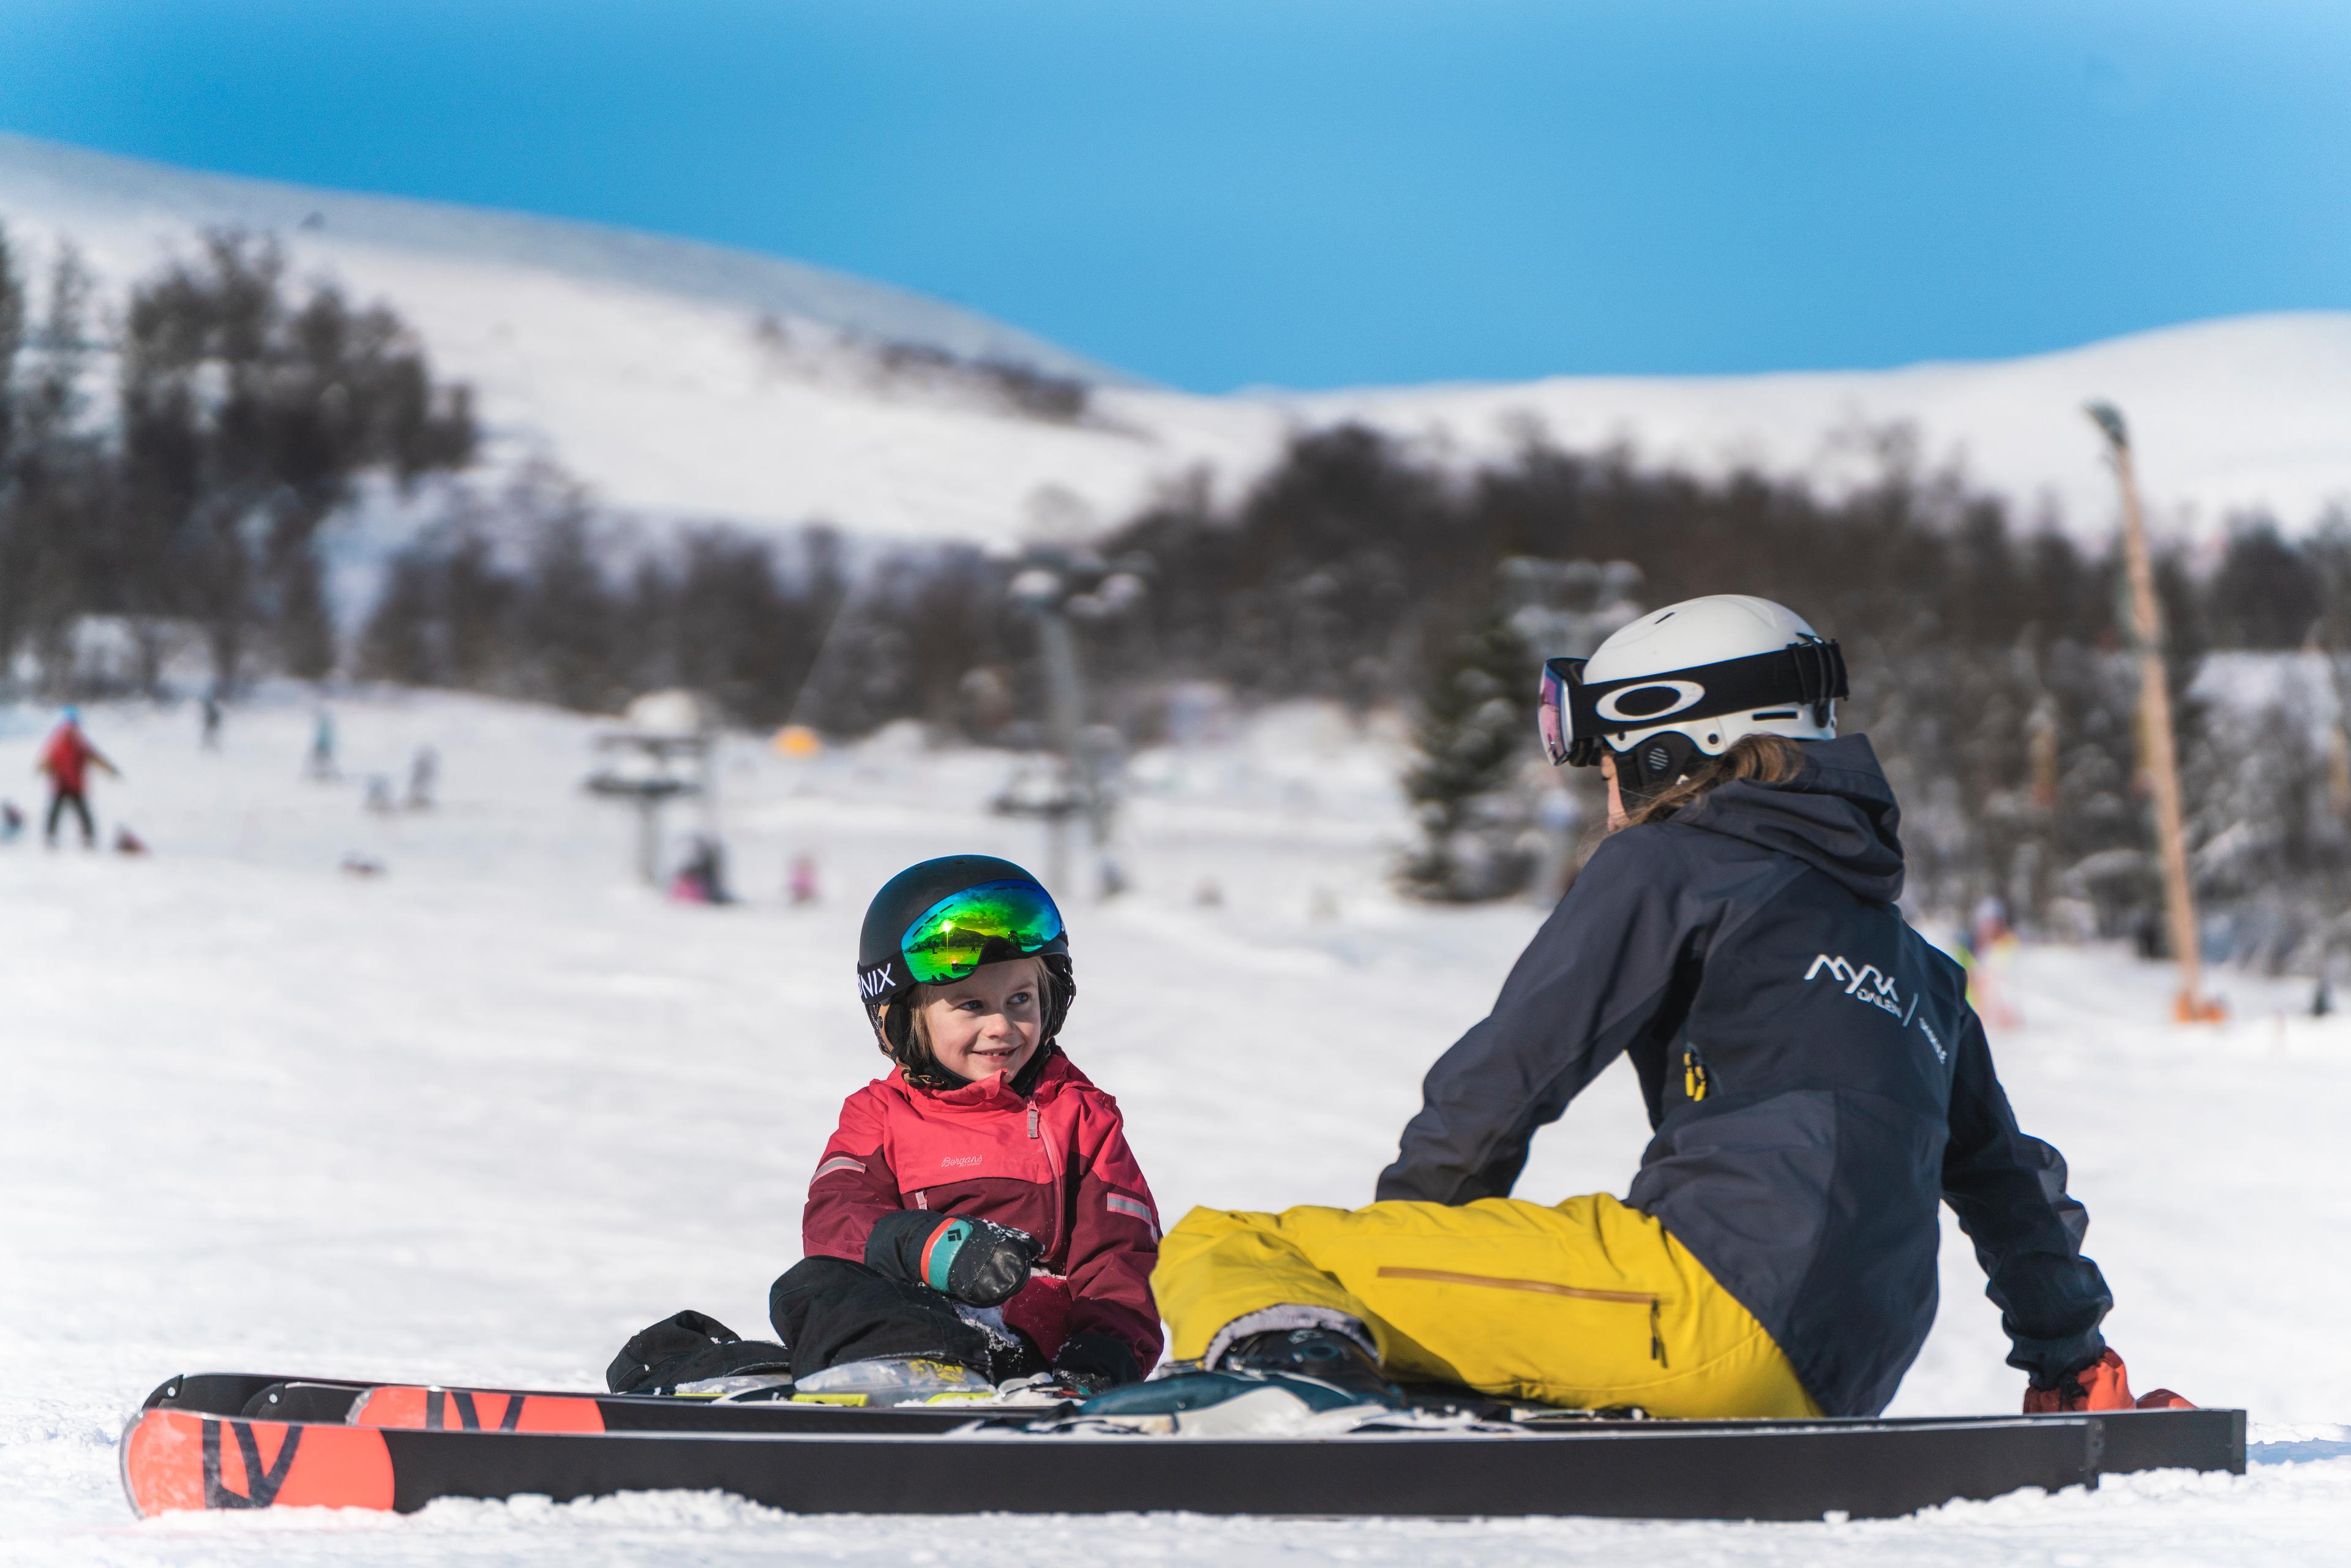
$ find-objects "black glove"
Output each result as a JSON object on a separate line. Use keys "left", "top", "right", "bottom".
{"left": 1052, "top": 1331, "right": 1142, "bottom": 1394}
{"left": 866, "top": 1211, "right": 1040, "bottom": 1307}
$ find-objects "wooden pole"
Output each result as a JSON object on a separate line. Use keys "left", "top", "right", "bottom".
{"left": 2086, "top": 402, "right": 2209, "bottom": 1022}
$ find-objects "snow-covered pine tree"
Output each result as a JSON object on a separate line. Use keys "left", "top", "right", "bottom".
{"left": 1400, "top": 613, "right": 1538, "bottom": 902}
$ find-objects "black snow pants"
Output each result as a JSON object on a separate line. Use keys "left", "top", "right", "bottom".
{"left": 768, "top": 1256, "right": 1046, "bottom": 1382}
{"left": 45, "top": 788, "right": 93, "bottom": 846}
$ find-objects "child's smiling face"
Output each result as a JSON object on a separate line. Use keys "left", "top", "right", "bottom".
{"left": 915, "top": 958, "right": 1045, "bottom": 1082}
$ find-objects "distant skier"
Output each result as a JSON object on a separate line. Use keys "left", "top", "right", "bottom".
{"left": 787, "top": 851, "right": 820, "bottom": 906}
{"left": 771, "top": 857, "right": 1161, "bottom": 1401}
{"left": 1966, "top": 895, "right": 2023, "bottom": 1029}
{"left": 669, "top": 835, "right": 733, "bottom": 904}
{"left": 1155, "top": 596, "right": 2187, "bottom": 1419}
{"left": 305, "top": 709, "right": 338, "bottom": 782}
{"left": 405, "top": 746, "right": 438, "bottom": 811}
{"left": 35, "top": 708, "right": 119, "bottom": 850}
{"left": 200, "top": 694, "right": 222, "bottom": 751}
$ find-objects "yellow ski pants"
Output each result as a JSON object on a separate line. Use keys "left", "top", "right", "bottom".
{"left": 1155, "top": 1193, "right": 1820, "bottom": 1417}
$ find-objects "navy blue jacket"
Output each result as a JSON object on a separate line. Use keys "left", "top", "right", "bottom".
{"left": 1376, "top": 735, "right": 2110, "bottom": 1416}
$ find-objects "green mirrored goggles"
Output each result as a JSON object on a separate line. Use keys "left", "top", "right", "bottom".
{"left": 899, "top": 880, "right": 1065, "bottom": 985}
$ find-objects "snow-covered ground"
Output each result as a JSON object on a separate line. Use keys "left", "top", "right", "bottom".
{"left": 3, "top": 133, "right": 2347, "bottom": 555}
{"left": 3, "top": 688, "right": 2350, "bottom": 1563}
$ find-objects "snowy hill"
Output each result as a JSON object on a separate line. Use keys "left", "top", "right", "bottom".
{"left": 1288, "top": 312, "right": 2351, "bottom": 545}
{"left": 3, "top": 688, "right": 2350, "bottom": 1560}
{"left": 0, "top": 134, "right": 1121, "bottom": 384}
{"left": 2, "top": 132, "right": 2348, "bottom": 553}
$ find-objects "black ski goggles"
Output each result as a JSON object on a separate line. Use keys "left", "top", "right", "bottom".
{"left": 896, "top": 880, "right": 1065, "bottom": 986}
{"left": 1538, "top": 637, "right": 1847, "bottom": 768}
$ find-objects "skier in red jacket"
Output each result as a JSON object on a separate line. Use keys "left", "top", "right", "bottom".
{"left": 35, "top": 708, "right": 119, "bottom": 849}
{"left": 771, "top": 855, "right": 1163, "bottom": 1402}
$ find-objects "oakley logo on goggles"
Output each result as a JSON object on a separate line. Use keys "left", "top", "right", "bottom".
{"left": 896, "top": 880, "right": 1065, "bottom": 985}
{"left": 1538, "top": 637, "right": 1847, "bottom": 767}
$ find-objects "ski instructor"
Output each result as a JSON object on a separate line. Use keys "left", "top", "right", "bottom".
{"left": 1153, "top": 594, "right": 2184, "bottom": 1419}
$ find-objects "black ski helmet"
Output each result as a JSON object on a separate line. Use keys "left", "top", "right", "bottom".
{"left": 857, "top": 854, "right": 1074, "bottom": 1083}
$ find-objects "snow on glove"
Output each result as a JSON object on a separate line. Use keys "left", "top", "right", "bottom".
{"left": 866, "top": 1210, "right": 1040, "bottom": 1307}
{"left": 2024, "top": 1349, "right": 2195, "bottom": 1413}
{"left": 1052, "top": 1331, "right": 1143, "bottom": 1395}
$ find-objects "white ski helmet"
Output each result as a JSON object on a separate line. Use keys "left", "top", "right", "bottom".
{"left": 1537, "top": 594, "right": 1847, "bottom": 798}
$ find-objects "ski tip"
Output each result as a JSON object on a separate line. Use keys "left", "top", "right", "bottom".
{"left": 119, "top": 1408, "right": 396, "bottom": 1517}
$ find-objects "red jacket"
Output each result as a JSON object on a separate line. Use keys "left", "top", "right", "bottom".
{"left": 39, "top": 726, "right": 106, "bottom": 794}
{"left": 803, "top": 1049, "right": 1163, "bottom": 1374}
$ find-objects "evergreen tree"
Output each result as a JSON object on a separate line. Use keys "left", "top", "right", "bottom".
{"left": 1400, "top": 614, "right": 1537, "bottom": 902}
{"left": 512, "top": 486, "right": 619, "bottom": 713}
{"left": 0, "top": 222, "right": 29, "bottom": 678}
{"left": 3, "top": 244, "right": 111, "bottom": 693}
{"left": 118, "top": 231, "right": 476, "bottom": 688}
{"left": 357, "top": 546, "right": 442, "bottom": 686}
{"left": 2208, "top": 520, "right": 2321, "bottom": 648}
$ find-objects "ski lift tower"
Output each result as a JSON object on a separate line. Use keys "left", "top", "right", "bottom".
{"left": 993, "top": 550, "right": 1149, "bottom": 899}
{"left": 585, "top": 689, "right": 716, "bottom": 885}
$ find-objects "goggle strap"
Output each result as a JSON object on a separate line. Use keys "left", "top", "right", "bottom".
{"left": 1550, "top": 639, "right": 1845, "bottom": 752}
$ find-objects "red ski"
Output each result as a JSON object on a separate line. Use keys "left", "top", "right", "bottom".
{"left": 121, "top": 1407, "right": 395, "bottom": 1514}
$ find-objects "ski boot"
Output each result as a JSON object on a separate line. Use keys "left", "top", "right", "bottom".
{"left": 1073, "top": 1368, "right": 1389, "bottom": 1435}
{"left": 1070, "top": 1330, "right": 1402, "bottom": 1436}
{"left": 1221, "top": 1327, "right": 1400, "bottom": 1405}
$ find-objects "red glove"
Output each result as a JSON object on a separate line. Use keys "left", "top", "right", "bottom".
{"left": 2023, "top": 1349, "right": 2194, "bottom": 1412}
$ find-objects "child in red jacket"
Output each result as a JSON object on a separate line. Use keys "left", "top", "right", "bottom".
{"left": 770, "top": 855, "right": 1163, "bottom": 1399}
{"left": 36, "top": 708, "right": 118, "bottom": 849}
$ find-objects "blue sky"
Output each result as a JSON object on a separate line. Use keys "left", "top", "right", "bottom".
{"left": 1, "top": 0, "right": 2345, "bottom": 392}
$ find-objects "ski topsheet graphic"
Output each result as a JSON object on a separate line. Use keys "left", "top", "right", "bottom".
{"left": 122, "top": 1408, "right": 396, "bottom": 1514}
{"left": 352, "top": 1386, "right": 606, "bottom": 1435}
{"left": 122, "top": 1370, "right": 2248, "bottom": 1522}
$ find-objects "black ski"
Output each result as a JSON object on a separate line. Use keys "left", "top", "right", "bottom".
{"left": 127, "top": 1372, "right": 2246, "bottom": 1521}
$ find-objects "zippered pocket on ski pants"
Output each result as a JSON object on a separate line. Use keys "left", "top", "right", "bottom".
{"left": 1153, "top": 1191, "right": 1820, "bottom": 1418}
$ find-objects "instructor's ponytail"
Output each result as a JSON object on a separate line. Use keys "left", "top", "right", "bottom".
{"left": 1618, "top": 733, "right": 1802, "bottom": 830}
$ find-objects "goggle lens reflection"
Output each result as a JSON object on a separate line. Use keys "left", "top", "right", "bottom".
{"left": 898, "top": 880, "right": 1065, "bottom": 984}
{"left": 1538, "top": 664, "right": 1570, "bottom": 766}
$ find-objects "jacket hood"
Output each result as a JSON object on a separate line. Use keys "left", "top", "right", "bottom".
{"left": 1672, "top": 733, "right": 1905, "bottom": 904}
